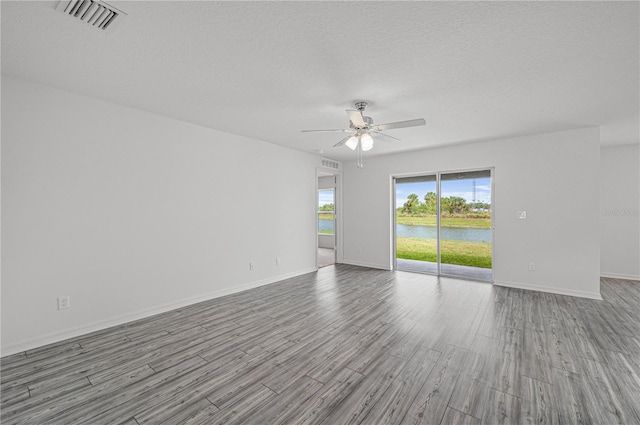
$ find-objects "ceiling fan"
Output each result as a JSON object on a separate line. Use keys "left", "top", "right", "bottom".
{"left": 302, "top": 101, "right": 426, "bottom": 168}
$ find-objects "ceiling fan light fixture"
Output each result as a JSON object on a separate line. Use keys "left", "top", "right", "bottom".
{"left": 301, "top": 101, "right": 426, "bottom": 168}
{"left": 361, "top": 133, "right": 374, "bottom": 151}
{"left": 345, "top": 135, "right": 359, "bottom": 150}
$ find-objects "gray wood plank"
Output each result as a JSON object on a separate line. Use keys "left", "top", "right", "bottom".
{"left": 274, "top": 367, "right": 365, "bottom": 425}
{"left": 161, "top": 398, "right": 219, "bottom": 425}
{"left": 439, "top": 407, "right": 481, "bottom": 425}
{"left": 400, "top": 345, "right": 468, "bottom": 425}
{"left": 1, "top": 267, "right": 639, "bottom": 425}
{"left": 363, "top": 346, "right": 441, "bottom": 424}
{"left": 481, "top": 388, "right": 521, "bottom": 425}
{"left": 318, "top": 353, "right": 408, "bottom": 424}
{"left": 448, "top": 374, "right": 490, "bottom": 420}
{"left": 238, "top": 376, "right": 325, "bottom": 424}
{"left": 520, "top": 375, "right": 556, "bottom": 425}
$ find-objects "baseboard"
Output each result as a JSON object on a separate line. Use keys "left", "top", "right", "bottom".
{"left": 1, "top": 267, "right": 317, "bottom": 357}
{"left": 600, "top": 272, "right": 640, "bottom": 281}
{"left": 494, "top": 280, "right": 603, "bottom": 300}
{"left": 341, "top": 259, "right": 392, "bottom": 271}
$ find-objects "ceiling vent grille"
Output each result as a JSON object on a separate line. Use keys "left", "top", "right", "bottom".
{"left": 56, "top": 0, "right": 126, "bottom": 32}
{"left": 321, "top": 158, "right": 340, "bottom": 170}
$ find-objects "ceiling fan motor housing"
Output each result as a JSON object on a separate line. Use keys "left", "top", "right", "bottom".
{"left": 354, "top": 101, "right": 368, "bottom": 112}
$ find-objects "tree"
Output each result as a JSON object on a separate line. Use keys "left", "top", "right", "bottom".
{"left": 446, "top": 196, "right": 469, "bottom": 214}
{"left": 424, "top": 192, "right": 437, "bottom": 214}
{"left": 403, "top": 194, "right": 420, "bottom": 213}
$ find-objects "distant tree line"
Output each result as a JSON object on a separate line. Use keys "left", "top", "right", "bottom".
{"left": 319, "top": 203, "right": 335, "bottom": 212}
{"left": 400, "top": 192, "right": 490, "bottom": 215}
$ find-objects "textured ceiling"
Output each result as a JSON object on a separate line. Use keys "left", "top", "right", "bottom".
{"left": 2, "top": 1, "right": 638, "bottom": 161}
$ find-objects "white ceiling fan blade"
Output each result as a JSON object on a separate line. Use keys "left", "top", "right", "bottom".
{"left": 333, "top": 135, "right": 354, "bottom": 148}
{"left": 346, "top": 109, "right": 366, "bottom": 127}
{"left": 372, "top": 118, "right": 426, "bottom": 132}
{"left": 301, "top": 129, "right": 353, "bottom": 133}
{"left": 371, "top": 132, "right": 401, "bottom": 143}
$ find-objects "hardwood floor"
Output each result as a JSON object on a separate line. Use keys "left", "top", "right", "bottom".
{"left": 2, "top": 265, "right": 639, "bottom": 424}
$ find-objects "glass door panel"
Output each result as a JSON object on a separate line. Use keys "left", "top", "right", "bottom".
{"left": 395, "top": 175, "right": 438, "bottom": 274}
{"left": 439, "top": 170, "right": 492, "bottom": 281}
{"left": 318, "top": 189, "right": 335, "bottom": 267}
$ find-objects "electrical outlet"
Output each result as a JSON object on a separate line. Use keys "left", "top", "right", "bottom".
{"left": 58, "top": 296, "right": 70, "bottom": 310}
{"left": 528, "top": 262, "right": 535, "bottom": 271}
{"left": 517, "top": 211, "right": 527, "bottom": 219}
{"left": 249, "top": 262, "right": 254, "bottom": 270}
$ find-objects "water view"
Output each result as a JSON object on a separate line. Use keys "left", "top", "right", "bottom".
{"left": 396, "top": 223, "right": 491, "bottom": 242}
{"left": 395, "top": 171, "right": 493, "bottom": 273}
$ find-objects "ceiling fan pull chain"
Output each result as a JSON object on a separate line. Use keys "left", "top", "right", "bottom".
{"left": 357, "top": 139, "right": 364, "bottom": 168}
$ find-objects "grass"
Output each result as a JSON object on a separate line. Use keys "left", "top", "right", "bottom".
{"left": 318, "top": 213, "right": 335, "bottom": 220}
{"left": 396, "top": 215, "right": 491, "bottom": 228}
{"left": 396, "top": 237, "right": 492, "bottom": 268}
{"left": 319, "top": 230, "right": 334, "bottom": 234}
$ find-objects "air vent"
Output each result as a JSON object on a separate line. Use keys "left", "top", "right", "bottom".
{"left": 321, "top": 158, "right": 340, "bottom": 170}
{"left": 56, "top": 0, "right": 126, "bottom": 32}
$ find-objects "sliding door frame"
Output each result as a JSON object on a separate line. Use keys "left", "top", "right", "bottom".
{"left": 392, "top": 166, "right": 495, "bottom": 282}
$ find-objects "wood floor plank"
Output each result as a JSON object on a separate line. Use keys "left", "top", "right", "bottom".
{"left": 549, "top": 367, "right": 600, "bottom": 424}
{"left": 481, "top": 388, "right": 521, "bottom": 425}
{"left": 439, "top": 407, "right": 481, "bottom": 425}
{"left": 319, "top": 353, "right": 408, "bottom": 425}
{"left": 400, "top": 345, "right": 468, "bottom": 425}
{"left": 205, "top": 383, "right": 277, "bottom": 425}
{"left": 275, "top": 367, "right": 365, "bottom": 425}
{"left": 363, "top": 346, "right": 441, "bottom": 424}
{"left": 522, "top": 321, "right": 553, "bottom": 384}
{"left": 161, "top": 398, "right": 219, "bottom": 425}
{"left": 448, "top": 374, "right": 490, "bottom": 420}
{"left": 574, "top": 355, "right": 640, "bottom": 424}
{"left": 1, "top": 266, "right": 638, "bottom": 425}
{"left": 238, "top": 376, "right": 325, "bottom": 424}
{"left": 520, "top": 375, "right": 556, "bottom": 425}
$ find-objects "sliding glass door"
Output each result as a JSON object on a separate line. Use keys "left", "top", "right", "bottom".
{"left": 439, "top": 170, "right": 492, "bottom": 281}
{"left": 395, "top": 169, "right": 493, "bottom": 281}
{"left": 394, "top": 175, "right": 438, "bottom": 274}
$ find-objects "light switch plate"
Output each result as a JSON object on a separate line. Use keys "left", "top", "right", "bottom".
{"left": 517, "top": 211, "right": 527, "bottom": 219}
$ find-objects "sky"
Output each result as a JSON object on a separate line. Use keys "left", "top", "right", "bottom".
{"left": 395, "top": 177, "right": 491, "bottom": 207}
{"left": 319, "top": 177, "right": 491, "bottom": 209}
{"left": 318, "top": 189, "right": 334, "bottom": 207}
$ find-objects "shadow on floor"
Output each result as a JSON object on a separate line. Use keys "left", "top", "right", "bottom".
{"left": 396, "top": 258, "right": 493, "bottom": 282}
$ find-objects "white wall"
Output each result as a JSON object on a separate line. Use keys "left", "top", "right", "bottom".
{"left": 600, "top": 145, "right": 640, "bottom": 280}
{"left": 341, "top": 127, "right": 602, "bottom": 299}
{"left": 1, "top": 77, "right": 319, "bottom": 356}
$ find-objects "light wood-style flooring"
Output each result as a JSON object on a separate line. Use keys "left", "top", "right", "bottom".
{"left": 2, "top": 265, "right": 639, "bottom": 424}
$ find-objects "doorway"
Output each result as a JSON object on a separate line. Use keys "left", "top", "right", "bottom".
{"left": 318, "top": 175, "right": 337, "bottom": 268}
{"left": 394, "top": 169, "right": 493, "bottom": 281}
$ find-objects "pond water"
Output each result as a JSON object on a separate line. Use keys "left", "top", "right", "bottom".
{"left": 319, "top": 220, "right": 491, "bottom": 243}
{"left": 397, "top": 224, "right": 491, "bottom": 242}
{"left": 318, "top": 219, "right": 334, "bottom": 233}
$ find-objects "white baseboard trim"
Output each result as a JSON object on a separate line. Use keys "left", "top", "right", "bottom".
{"left": 340, "top": 259, "right": 391, "bottom": 271}
{"left": 1, "top": 267, "right": 317, "bottom": 358}
{"left": 600, "top": 272, "right": 640, "bottom": 281}
{"left": 494, "top": 280, "right": 602, "bottom": 300}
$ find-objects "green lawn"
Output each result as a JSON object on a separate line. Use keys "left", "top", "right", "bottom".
{"left": 396, "top": 237, "right": 492, "bottom": 268}
{"left": 396, "top": 215, "right": 491, "bottom": 228}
